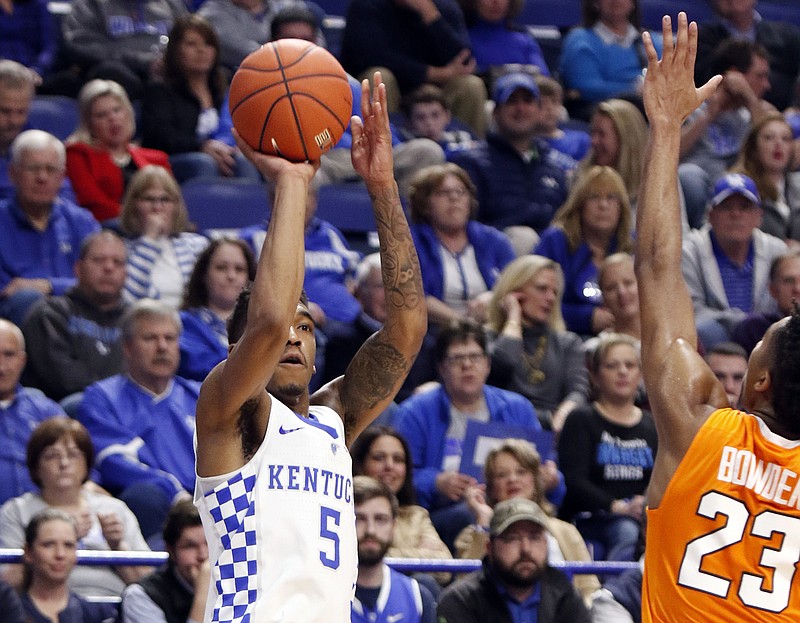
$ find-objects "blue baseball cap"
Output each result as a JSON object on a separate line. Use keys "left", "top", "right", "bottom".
{"left": 492, "top": 73, "right": 539, "bottom": 105}
{"left": 710, "top": 173, "right": 761, "bottom": 209}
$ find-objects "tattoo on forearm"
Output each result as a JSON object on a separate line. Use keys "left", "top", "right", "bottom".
{"left": 370, "top": 187, "right": 424, "bottom": 311}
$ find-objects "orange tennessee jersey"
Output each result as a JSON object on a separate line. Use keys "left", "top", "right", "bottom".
{"left": 642, "top": 408, "right": 800, "bottom": 622}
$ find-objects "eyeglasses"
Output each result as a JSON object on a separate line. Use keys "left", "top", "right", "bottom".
{"left": 138, "top": 194, "right": 175, "bottom": 205}
{"left": 432, "top": 187, "right": 468, "bottom": 199}
{"left": 40, "top": 448, "right": 85, "bottom": 463}
{"left": 444, "top": 352, "right": 487, "bottom": 366}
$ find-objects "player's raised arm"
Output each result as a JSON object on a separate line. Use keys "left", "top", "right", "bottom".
{"left": 196, "top": 142, "right": 317, "bottom": 476}
{"left": 635, "top": 14, "right": 726, "bottom": 505}
{"left": 315, "top": 73, "right": 427, "bottom": 444}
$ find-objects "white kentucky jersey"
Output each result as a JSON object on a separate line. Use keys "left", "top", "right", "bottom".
{"left": 195, "top": 395, "right": 357, "bottom": 623}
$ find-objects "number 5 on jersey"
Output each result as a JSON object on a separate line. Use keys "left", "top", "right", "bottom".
{"left": 320, "top": 505, "right": 340, "bottom": 569}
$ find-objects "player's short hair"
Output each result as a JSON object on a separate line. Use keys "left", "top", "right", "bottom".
{"left": 769, "top": 305, "right": 800, "bottom": 434}
{"left": 227, "top": 285, "right": 309, "bottom": 345}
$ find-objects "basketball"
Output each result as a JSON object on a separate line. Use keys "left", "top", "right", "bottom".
{"left": 228, "top": 39, "right": 353, "bottom": 162}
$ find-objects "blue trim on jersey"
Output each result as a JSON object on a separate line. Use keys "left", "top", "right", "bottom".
{"left": 293, "top": 410, "right": 339, "bottom": 440}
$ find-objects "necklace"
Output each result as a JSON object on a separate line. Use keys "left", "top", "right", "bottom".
{"left": 112, "top": 152, "right": 131, "bottom": 167}
{"left": 522, "top": 333, "right": 548, "bottom": 385}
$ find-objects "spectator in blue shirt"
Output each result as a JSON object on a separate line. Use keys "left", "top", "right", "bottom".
{"left": 178, "top": 238, "right": 256, "bottom": 382}
{"left": 534, "top": 165, "right": 634, "bottom": 337}
{"left": 0, "top": 130, "right": 100, "bottom": 326}
{"left": 460, "top": 0, "right": 550, "bottom": 77}
{"left": 0, "top": 319, "right": 66, "bottom": 506}
{"left": 394, "top": 320, "right": 546, "bottom": 550}
{"left": 0, "top": 0, "right": 57, "bottom": 83}
{"left": 450, "top": 72, "right": 567, "bottom": 233}
{"left": 0, "top": 62, "right": 36, "bottom": 201}
{"left": 77, "top": 299, "right": 200, "bottom": 543}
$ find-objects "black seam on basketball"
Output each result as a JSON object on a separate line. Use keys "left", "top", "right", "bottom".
{"left": 287, "top": 94, "right": 348, "bottom": 132}
{"left": 229, "top": 82, "right": 289, "bottom": 115}
{"left": 230, "top": 71, "right": 348, "bottom": 112}
{"left": 272, "top": 41, "right": 309, "bottom": 161}
{"left": 237, "top": 43, "right": 318, "bottom": 72}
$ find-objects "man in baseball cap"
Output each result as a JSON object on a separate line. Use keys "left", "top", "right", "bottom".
{"left": 450, "top": 71, "right": 567, "bottom": 234}
{"left": 437, "top": 498, "right": 589, "bottom": 622}
{"left": 708, "top": 172, "right": 761, "bottom": 209}
{"left": 682, "top": 171, "right": 786, "bottom": 350}
{"left": 491, "top": 73, "right": 540, "bottom": 105}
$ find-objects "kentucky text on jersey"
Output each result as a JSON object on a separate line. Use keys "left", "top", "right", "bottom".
{"left": 717, "top": 446, "right": 800, "bottom": 508}
{"left": 267, "top": 464, "right": 353, "bottom": 503}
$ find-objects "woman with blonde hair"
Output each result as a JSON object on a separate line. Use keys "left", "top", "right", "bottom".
{"left": 535, "top": 165, "right": 634, "bottom": 336}
{"left": 456, "top": 438, "right": 600, "bottom": 604}
{"left": 487, "top": 255, "right": 589, "bottom": 431}
{"left": 578, "top": 99, "right": 647, "bottom": 205}
{"left": 558, "top": 333, "right": 657, "bottom": 561}
{"left": 66, "top": 79, "right": 171, "bottom": 221}
{"left": 120, "top": 165, "right": 208, "bottom": 308}
{"left": 597, "top": 252, "right": 640, "bottom": 341}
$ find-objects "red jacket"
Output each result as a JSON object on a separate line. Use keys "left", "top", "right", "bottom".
{"left": 66, "top": 142, "right": 172, "bottom": 221}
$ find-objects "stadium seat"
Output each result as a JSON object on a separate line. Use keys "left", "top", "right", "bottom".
{"left": 316, "top": 182, "right": 378, "bottom": 254}
{"left": 28, "top": 95, "right": 80, "bottom": 141}
{"left": 181, "top": 177, "right": 269, "bottom": 232}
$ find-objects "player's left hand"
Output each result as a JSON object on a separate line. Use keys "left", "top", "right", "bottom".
{"left": 641, "top": 13, "right": 722, "bottom": 126}
{"left": 351, "top": 72, "right": 394, "bottom": 187}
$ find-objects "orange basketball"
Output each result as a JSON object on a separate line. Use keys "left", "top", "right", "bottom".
{"left": 228, "top": 39, "right": 353, "bottom": 162}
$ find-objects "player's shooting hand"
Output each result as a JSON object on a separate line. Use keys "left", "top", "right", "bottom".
{"left": 351, "top": 73, "right": 394, "bottom": 188}
{"left": 641, "top": 13, "right": 722, "bottom": 127}
{"left": 233, "top": 128, "right": 318, "bottom": 185}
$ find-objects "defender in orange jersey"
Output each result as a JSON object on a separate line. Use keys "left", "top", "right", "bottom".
{"left": 636, "top": 14, "right": 800, "bottom": 623}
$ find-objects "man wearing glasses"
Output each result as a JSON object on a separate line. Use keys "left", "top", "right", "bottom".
{"left": 396, "top": 320, "right": 560, "bottom": 550}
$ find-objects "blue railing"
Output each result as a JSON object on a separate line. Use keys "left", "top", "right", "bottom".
{"left": 0, "top": 549, "right": 637, "bottom": 579}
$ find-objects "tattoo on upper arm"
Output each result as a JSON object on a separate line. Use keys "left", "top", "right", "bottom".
{"left": 343, "top": 337, "right": 411, "bottom": 430}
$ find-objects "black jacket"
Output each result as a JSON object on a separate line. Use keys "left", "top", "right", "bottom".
{"left": 437, "top": 558, "right": 591, "bottom": 623}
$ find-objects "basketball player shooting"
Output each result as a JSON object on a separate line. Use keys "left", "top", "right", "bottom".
{"left": 636, "top": 13, "right": 800, "bottom": 622}
{"left": 193, "top": 74, "right": 426, "bottom": 623}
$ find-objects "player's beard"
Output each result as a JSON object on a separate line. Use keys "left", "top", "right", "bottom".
{"left": 357, "top": 535, "right": 391, "bottom": 567}
{"left": 270, "top": 381, "right": 306, "bottom": 407}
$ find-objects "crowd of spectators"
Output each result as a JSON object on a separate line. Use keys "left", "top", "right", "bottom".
{"left": 2, "top": 0, "right": 800, "bottom": 619}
